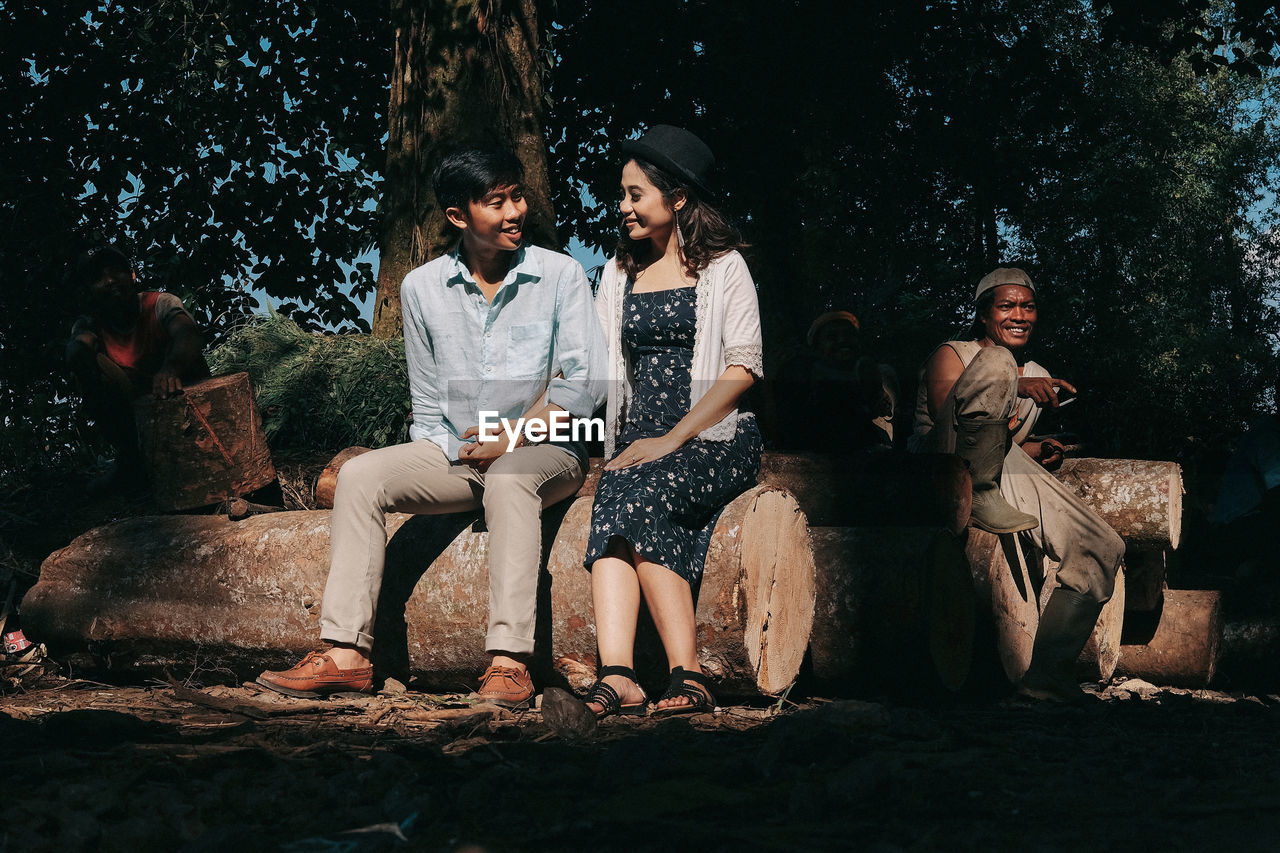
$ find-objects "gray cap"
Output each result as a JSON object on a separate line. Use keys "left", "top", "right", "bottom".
{"left": 975, "top": 267, "right": 1035, "bottom": 301}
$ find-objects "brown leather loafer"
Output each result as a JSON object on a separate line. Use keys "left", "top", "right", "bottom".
{"left": 256, "top": 651, "right": 373, "bottom": 699}
{"left": 473, "top": 664, "right": 534, "bottom": 709}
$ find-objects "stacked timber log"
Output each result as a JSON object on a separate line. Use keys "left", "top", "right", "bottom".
{"left": 136, "top": 372, "right": 276, "bottom": 512}
{"left": 964, "top": 457, "right": 1223, "bottom": 689}
{"left": 27, "top": 446, "right": 1222, "bottom": 696}
{"left": 24, "top": 486, "right": 815, "bottom": 699}
{"left": 808, "top": 526, "right": 974, "bottom": 693}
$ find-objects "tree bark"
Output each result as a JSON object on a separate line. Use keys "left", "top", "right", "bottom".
{"left": 375, "top": 0, "right": 557, "bottom": 338}
{"left": 135, "top": 372, "right": 276, "bottom": 512}
{"left": 1052, "top": 458, "right": 1183, "bottom": 550}
{"left": 544, "top": 487, "right": 816, "bottom": 697}
{"left": 24, "top": 486, "right": 814, "bottom": 698}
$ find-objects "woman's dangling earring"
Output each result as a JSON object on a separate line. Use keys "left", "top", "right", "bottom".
{"left": 675, "top": 211, "right": 686, "bottom": 249}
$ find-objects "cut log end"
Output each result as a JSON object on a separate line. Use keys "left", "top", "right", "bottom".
{"left": 1117, "top": 588, "right": 1222, "bottom": 688}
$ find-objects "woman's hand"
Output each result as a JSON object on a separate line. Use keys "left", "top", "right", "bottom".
{"left": 1017, "top": 376, "right": 1076, "bottom": 407}
{"left": 1022, "top": 438, "right": 1066, "bottom": 471}
{"left": 604, "top": 434, "right": 683, "bottom": 470}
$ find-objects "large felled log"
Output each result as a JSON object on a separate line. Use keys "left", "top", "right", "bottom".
{"left": 1116, "top": 589, "right": 1222, "bottom": 687}
{"left": 966, "top": 529, "right": 1125, "bottom": 684}
{"left": 966, "top": 529, "right": 1039, "bottom": 684}
{"left": 543, "top": 487, "right": 816, "bottom": 697}
{"left": 135, "top": 372, "right": 276, "bottom": 512}
{"left": 314, "top": 446, "right": 372, "bottom": 509}
{"left": 24, "top": 486, "right": 814, "bottom": 698}
{"left": 1052, "top": 458, "right": 1183, "bottom": 550}
{"left": 807, "top": 526, "right": 974, "bottom": 694}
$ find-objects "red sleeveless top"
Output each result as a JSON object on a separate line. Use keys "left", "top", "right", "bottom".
{"left": 99, "top": 292, "right": 169, "bottom": 373}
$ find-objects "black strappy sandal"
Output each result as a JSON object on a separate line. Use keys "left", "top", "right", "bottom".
{"left": 653, "top": 666, "right": 715, "bottom": 716}
{"left": 583, "top": 665, "right": 649, "bottom": 719}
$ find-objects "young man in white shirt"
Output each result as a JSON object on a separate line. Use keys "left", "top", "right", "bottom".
{"left": 258, "top": 148, "right": 606, "bottom": 707}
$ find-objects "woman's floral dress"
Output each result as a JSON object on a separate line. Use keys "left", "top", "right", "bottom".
{"left": 584, "top": 283, "right": 762, "bottom": 583}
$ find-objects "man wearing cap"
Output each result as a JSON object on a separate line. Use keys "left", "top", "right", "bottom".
{"left": 770, "top": 310, "right": 897, "bottom": 450}
{"left": 909, "top": 267, "right": 1125, "bottom": 702}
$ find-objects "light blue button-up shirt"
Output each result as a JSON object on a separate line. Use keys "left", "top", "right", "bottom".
{"left": 401, "top": 244, "right": 607, "bottom": 462}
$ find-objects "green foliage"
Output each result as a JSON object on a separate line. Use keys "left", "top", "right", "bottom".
{"left": 209, "top": 315, "right": 410, "bottom": 455}
{"left": 0, "top": 1, "right": 388, "bottom": 484}
{"left": 548, "top": 0, "right": 1280, "bottom": 463}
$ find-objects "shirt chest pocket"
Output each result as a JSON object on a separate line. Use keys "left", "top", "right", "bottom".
{"left": 507, "top": 322, "right": 551, "bottom": 377}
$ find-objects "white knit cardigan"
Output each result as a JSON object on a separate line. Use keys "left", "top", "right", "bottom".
{"left": 595, "top": 249, "right": 764, "bottom": 458}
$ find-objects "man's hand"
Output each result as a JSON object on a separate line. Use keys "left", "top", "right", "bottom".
{"left": 152, "top": 368, "right": 183, "bottom": 399}
{"left": 1023, "top": 438, "right": 1066, "bottom": 471}
{"left": 1017, "top": 376, "right": 1076, "bottom": 408}
{"left": 604, "top": 434, "right": 683, "bottom": 470}
{"left": 458, "top": 424, "right": 515, "bottom": 472}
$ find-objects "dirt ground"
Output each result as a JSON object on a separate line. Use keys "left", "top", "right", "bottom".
{"left": 2, "top": 670, "right": 1279, "bottom": 852}
{"left": 5, "top": 465, "right": 1280, "bottom": 851}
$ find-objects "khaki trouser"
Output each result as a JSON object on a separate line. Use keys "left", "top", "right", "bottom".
{"left": 320, "top": 440, "right": 584, "bottom": 655}
{"left": 921, "top": 346, "right": 1123, "bottom": 603}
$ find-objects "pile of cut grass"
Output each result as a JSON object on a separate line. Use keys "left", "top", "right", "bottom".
{"left": 210, "top": 316, "right": 410, "bottom": 456}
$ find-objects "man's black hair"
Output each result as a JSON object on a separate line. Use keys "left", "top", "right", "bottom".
{"left": 65, "top": 245, "right": 132, "bottom": 293}
{"left": 432, "top": 147, "right": 524, "bottom": 213}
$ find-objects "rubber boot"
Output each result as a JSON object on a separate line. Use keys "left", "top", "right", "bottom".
{"left": 954, "top": 417, "right": 1038, "bottom": 534}
{"left": 1017, "top": 587, "right": 1104, "bottom": 704}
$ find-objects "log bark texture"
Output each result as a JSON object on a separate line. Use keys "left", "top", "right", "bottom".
{"left": 1052, "top": 458, "right": 1183, "bottom": 550}
{"left": 1116, "top": 589, "right": 1222, "bottom": 687}
{"left": 314, "top": 446, "right": 373, "bottom": 509}
{"left": 965, "top": 529, "right": 1125, "bottom": 684}
{"left": 966, "top": 529, "right": 1040, "bottom": 684}
{"left": 135, "top": 372, "right": 276, "bottom": 512}
{"left": 807, "top": 526, "right": 974, "bottom": 693}
{"left": 24, "top": 486, "right": 814, "bottom": 698}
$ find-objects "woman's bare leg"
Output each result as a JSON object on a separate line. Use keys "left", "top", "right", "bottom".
{"left": 636, "top": 560, "right": 707, "bottom": 710}
{"left": 585, "top": 539, "right": 646, "bottom": 712}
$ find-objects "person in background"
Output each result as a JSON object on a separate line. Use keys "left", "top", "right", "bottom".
{"left": 65, "top": 245, "right": 209, "bottom": 495}
{"left": 771, "top": 309, "right": 897, "bottom": 451}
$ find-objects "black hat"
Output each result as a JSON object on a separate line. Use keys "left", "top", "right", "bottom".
{"left": 620, "top": 125, "right": 716, "bottom": 197}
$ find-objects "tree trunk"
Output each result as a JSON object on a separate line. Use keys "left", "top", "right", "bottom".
{"left": 314, "top": 446, "right": 373, "bottom": 509}
{"left": 807, "top": 526, "right": 974, "bottom": 694}
{"left": 965, "top": 529, "right": 1040, "bottom": 685}
{"left": 1052, "top": 458, "right": 1183, "bottom": 550}
{"left": 1117, "top": 589, "right": 1222, "bottom": 688}
{"left": 375, "top": 0, "right": 557, "bottom": 338}
{"left": 135, "top": 372, "right": 276, "bottom": 512}
{"left": 24, "top": 486, "right": 814, "bottom": 698}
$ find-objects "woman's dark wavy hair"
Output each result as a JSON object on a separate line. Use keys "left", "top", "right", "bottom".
{"left": 614, "top": 157, "right": 748, "bottom": 280}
